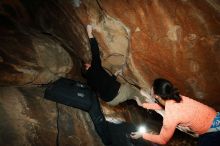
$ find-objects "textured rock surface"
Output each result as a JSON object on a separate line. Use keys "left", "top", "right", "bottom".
{"left": 0, "top": 87, "right": 106, "bottom": 146}
{"left": 0, "top": 32, "right": 73, "bottom": 85}
{"left": 0, "top": 0, "right": 220, "bottom": 146}
{"left": 74, "top": 0, "right": 220, "bottom": 109}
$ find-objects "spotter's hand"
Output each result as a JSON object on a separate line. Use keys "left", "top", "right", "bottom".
{"left": 130, "top": 132, "right": 142, "bottom": 139}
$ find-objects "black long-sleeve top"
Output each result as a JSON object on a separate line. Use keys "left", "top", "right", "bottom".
{"left": 85, "top": 38, "right": 121, "bottom": 102}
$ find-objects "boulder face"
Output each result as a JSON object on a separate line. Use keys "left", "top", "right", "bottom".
{"left": 1, "top": 0, "right": 220, "bottom": 106}
{"left": 73, "top": 0, "right": 220, "bottom": 108}
{"left": 0, "top": 87, "right": 106, "bottom": 146}
{"left": 0, "top": 32, "right": 73, "bottom": 85}
{"left": 0, "top": 0, "right": 220, "bottom": 146}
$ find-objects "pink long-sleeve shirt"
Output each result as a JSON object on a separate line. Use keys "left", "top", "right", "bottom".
{"left": 142, "top": 95, "right": 217, "bottom": 145}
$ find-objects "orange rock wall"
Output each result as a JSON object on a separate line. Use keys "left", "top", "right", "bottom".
{"left": 75, "top": 0, "right": 220, "bottom": 109}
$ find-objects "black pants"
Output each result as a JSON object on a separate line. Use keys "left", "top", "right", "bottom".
{"left": 89, "top": 94, "right": 112, "bottom": 145}
{"left": 198, "top": 131, "right": 220, "bottom": 146}
{"left": 44, "top": 78, "right": 112, "bottom": 145}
